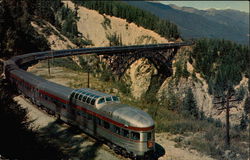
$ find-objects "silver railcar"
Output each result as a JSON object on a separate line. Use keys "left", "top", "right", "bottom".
{"left": 7, "top": 67, "right": 155, "bottom": 159}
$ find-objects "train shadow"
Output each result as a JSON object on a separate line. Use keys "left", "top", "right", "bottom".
{"left": 153, "top": 143, "right": 165, "bottom": 160}
{"left": 38, "top": 121, "right": 102, "bottom": 160}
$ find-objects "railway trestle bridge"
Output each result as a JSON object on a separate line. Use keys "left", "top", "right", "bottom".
{"left": 103, "top": 48, "right": 177, "bottom": 77}
{"left": 98, "top": 42, "right": 194, "bottom": 78}
{"left": 6, "top": 41, "right": 194, "bottom": 78}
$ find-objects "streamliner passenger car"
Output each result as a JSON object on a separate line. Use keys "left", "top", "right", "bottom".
{"left": 5, "top": 59, "right": 155, "bottom": 159}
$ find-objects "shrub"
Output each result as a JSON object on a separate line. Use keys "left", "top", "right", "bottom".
{"left": 114, "top": 81, "right": 130, "bottom": 95}
{"left": 101, "top": 16, "right": 111, "bottom": 30}
{"left": 106, "top": 32, "right": 122, "bottom": 46}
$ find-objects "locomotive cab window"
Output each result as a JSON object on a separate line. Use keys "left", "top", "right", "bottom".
{"left": 131, "top": 132, "right": 140, "bottom": 140}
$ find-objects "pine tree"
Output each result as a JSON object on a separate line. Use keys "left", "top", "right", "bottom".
{"left": 182, "top": 88, "right": 199, "bottom": 118}
{"left": 239, "top": 114, "right": 248, "bottom": 130}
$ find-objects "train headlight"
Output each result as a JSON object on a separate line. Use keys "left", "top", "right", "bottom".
{"left": 147, "top": 141, "right": 154, "bottom": 148}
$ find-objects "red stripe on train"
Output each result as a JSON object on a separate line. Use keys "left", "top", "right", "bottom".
{"left": 73, "top": 105, "right": 154, "bottom": 132}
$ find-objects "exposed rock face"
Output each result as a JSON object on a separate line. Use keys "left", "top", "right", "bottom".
{"left": 31, "top": 21, "right": 77, "bottom": 50}
{"left": 158, "top": 60, "right": 249, "bottom": 125}
{"left": 64, "top": 1, "right": 168, "bottom": 47}
{"left": 123, "top": 58, "right": 157, "bottom": 99}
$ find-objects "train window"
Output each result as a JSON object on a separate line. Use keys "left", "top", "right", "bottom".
{"left": 87, "top": 114, "right": 92, "bottom": 120}
{"left": 131, "top": 132, "right": 140, "bottom": 140}
{"left": 96, "top": 118, "right": 102, "bottom": 125}
{"left": 62, "top": 104, "right": 66, "bottom": 109}
{"left": 71, "top": 92, "right": 75, "bottom": 98}
{"left": 122, "top": 129, "right": 129, "bottom": 138}
{"left": 82, "top": 112, "right": 87, "bottom": 118}
{"left": 86, "top": 97, "right": 91, "bottom": 104}
{"left": 79, "top": 94, "right": 83, "bottom": 100}
{"left": 75, "top": 93, "right": 79, "bottom": 99}
{"left": 114, "top": 126, "right": 120, "bottom": 134}
{"left": 81, "top": 91, "right": 86, "bottom": 95}
{"left": 104, "top": 121, "right": 110, "bottom": 129}
{"left": 98, "top": 98, "right": 105, "bottom": 104}
{"left": 112, "top": 96, "right": 119, "bottom": 101}
{"left": 147, "top": 132, "right": 152, "bottom": 140}
{"left": 82, "top": 96, "right": 87, "bottom": 102}
{"left": 106, "top": 97, "right": 112, "bottom": 102}
{"left": 90, "top": 99, "right": 96, "bottom": 105}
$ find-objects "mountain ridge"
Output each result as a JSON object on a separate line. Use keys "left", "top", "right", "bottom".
{"left": 124, "top": 1, "right": 249, "bottom": 44}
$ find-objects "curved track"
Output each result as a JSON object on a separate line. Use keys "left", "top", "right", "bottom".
{"left": 4, "top": 41, "right": 193, "bottom": 70}
{"left": 3, "top": 41, "right": 193, "bottom": 159}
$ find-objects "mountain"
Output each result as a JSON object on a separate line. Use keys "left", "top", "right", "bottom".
{"left": 124, "top": 1, "right": 249, "bottom": 44}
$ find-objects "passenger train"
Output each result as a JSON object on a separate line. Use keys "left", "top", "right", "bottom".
{"left": 3, "top": 48, "right": 156, "bottom": 159}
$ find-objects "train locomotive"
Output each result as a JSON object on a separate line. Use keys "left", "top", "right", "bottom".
{"left": 4, "top": 53, "right": 155, "bottom": 159}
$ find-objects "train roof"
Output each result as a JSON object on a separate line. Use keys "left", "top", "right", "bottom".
{"left": 38, "top": 80, "right": 74, "bottom": 102}
{"left": 100, "top": 104, "right": 154, "bottom": 128}
{"left": 72, "top": 88, "right": 110, "bottom": 97}
{"left": 11, "top": 69, "right": 47, "bottom": 86}
{"left": 71, "top": 88, "right": 120, "bottom": 107}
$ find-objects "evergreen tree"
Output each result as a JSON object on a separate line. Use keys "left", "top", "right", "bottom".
{"left": 239, "top": 114, "right": 248, "bottom": 130}
{"left": 182, "top": 88, "right": 199, "bottom": 118}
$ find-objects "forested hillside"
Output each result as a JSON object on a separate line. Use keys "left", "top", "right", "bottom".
{"left": 190, "top": 39, "right": 250, "bottom": 93}
{"left": 0, "top": 0, "right": 50, "bottom": 58}
{"left": 124, "top": 1, "right": 249, "bottom": 44}
{"left": 72, "top": 0, "right": 180, "bottom": 40}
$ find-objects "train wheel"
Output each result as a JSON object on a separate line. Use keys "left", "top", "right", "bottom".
{"left": 107, "top": 142, "right": 112, "bottom": 149}
{"left": 55, "top": 114, "right": 62, "bottom": 122}
{"left": 121, "top": 149, "right": 129, "bottom": 158}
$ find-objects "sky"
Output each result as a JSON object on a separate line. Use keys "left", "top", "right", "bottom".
{"left": 160, "top": 1, "right": 249, "bottom": 13}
